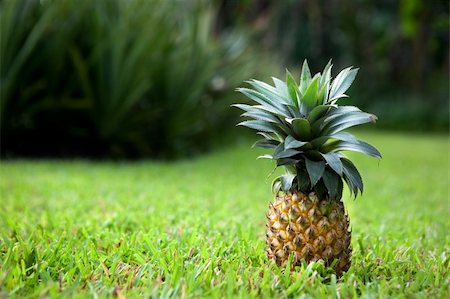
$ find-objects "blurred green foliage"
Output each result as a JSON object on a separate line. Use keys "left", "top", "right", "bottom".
{"left": 1, "top": 0, "right": 260, "bottom": 158}
{"left": 217, "top": 0, "right": 449, "bottom": 131}
{"left": 1, "top": 0, "right": 448, "bottom": 159}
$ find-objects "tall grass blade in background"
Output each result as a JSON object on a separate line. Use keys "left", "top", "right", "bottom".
{"left": 67, "top": 0, "right": 169, "bottom": 153}
{"left": 0, "top": 0, "right": 57, "bottom": 133}
{"left": 0, "top": 0, "right": 259, "bottom": 158}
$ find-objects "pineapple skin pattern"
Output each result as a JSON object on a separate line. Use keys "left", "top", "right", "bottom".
{"left": 266, "top": 191, "right": 351, "bottom": 275}
{"left": 234, "top": 60, "right": 381, "bottom": 275}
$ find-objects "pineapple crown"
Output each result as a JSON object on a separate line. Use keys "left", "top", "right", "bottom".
{"left": 234, "top": 60, "right": 381, "bottom": 200}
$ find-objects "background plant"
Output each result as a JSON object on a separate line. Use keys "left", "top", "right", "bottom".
{"left": 216, "top": 0, "right": 449, "bottom": 131}
{"left": 1, "top": 0, "right": 448, "bottom": 159}
{"left": 0, "top": 0, "right": 259, "bottom": 158}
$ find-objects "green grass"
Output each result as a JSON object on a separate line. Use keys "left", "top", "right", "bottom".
{"left": 0, "top": 131, "right": 449, "bottom": 298}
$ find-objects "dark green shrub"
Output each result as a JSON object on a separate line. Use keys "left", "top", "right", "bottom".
{"left": 1, "top": 0, "right": 259, "bottom": 158}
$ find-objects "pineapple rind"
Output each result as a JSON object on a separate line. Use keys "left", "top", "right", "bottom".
{"left": 266, "top": 190, "right": 351, "bottom": 276}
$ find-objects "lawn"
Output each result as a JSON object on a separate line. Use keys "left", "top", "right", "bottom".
{"left": 0, "top": 131, "right": 449, "bottom": 298}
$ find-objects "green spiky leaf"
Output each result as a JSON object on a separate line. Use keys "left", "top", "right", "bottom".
{"left": 296, "top": 167, "right": 311, "bottom": 192}
{"left": 305, "top": 158, "right": 325, "bottom": 187}
{"left": 307, "top": 105, "right": 332, "bottom": 124}
{"left": 277, "top": 158, "right": 300, "bottom": 166}
{"left": 273, "top": 148, "right": 301, "bottom": 159}
{"left": 322, "top": 112, "right": 377, "bottom": 135}
{"left": 322, "top": 139, "right": 382, "bottom": 158}
{"left": 252, "top": 139, "right": 280, "bottom": 149}
{"left": 301, "top": 74, "right": 320, "bottom": 110}
{"left": 231, "top": 103, "right": 253, "bottom": 112}
{"left": 257, "top": 154, "right": 273, "bottom": 160}
{"left": 272, "top": 77, "right": 290, "bottom": 101}
{"left": 237, "top": 87, "right": 290, "bottom": 117}
{"left": 237, "top": 120, "right": 284, "bottom": 136}
{"left": 257, "top": 132, "right": 278, "bottom": 141}
{"left": 329, "top": 67, "right": 358, "bottom": 102}
{"left": 241, "top": 109, "right": 279, "bottom": 124}
{"left": 320, "top": 152, "right": 343, "bottom": 175}
{"left": 286, "top": 118, "right": 312, "bottom": 140}
{"left": 341, "top": 158, "right": 363, "bottom": 196}
{"left": 280, "top": 173, "right": 296, "bottom": 191}
{"left": 322, "top": 169, "right": 340, "bottom": 199}
{"left": 286, "top": 70, "right": 300, "bottom": 108}
{"left": 330, "top": 131, "right": 359, "bottom": 143}
{"left": 272, "top": 177, "right": 282, "bottom": 194}
{"left": 319, "top": 60, "right": 332, "bottom": 102}
{"left": 299, "top": 60, "right": 312, "bottom": 95}
{"left": 284, "top": 135, "right": 309, "bottom": 150}
{"left": 245, "top": 79, "right": 291, "bottom": 106}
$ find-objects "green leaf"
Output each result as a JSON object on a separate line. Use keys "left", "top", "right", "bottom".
{"left": 272, "top": 177, "right": 282, "bottom": 193}
{"left": 240, "top": 109, "right": 291, "bottom": 136}
{"left": 322, "top": 112, "right": 377, "bottom": 135}
{"left": 286, "top": 70, "right": 300, "bottom": 108}
{"left": 298, "top": 103, "right": 308, "bottom": 118}
{"left": 286, "top": 118, "right": 312, "bottom": 140}
{"left": 305, "top": 158, "right": 325, "bottom": 187}
{"left": 323, "top": 140, "right": 382, "bottom": 158}
{"left": 320, "top": 152, "right": 343, "bottom": 175}
{"left": 311, "top": 106, "right": 358, "bottom": 133}
{"left": 287, "top": 105, "right": 303, "bottom": 118}
{"left": 256, "top": 132, "right": 278, "bottom": 141}
{"left": 320, "top": 60, "right": 332, "bottom": 86}
{"left": 320, "top": 60, "right": 332, "bottom": 100}
{"left": 276, "top": 158, "right": 300, "bottom": 166}
{"left": 237, "top": 88, "right": 277, "bottom": 110}
{"left": 329, "top": 131, "right": 358, "bottom": 143}
{"left": 299, "top": 59, "right": 312, "bottom": 95}
{"left": 310, "top": 136, "right": 330, "bottom": 148}
{"left": 317, "top": 82, "right": 329, "bottom": 106}
{"left": 272, "top": 77, "right": 290, "bottom": 102}
{"left": 251, "top": 104, "right": 288, "bottom": 118}
{"left": 284, "top": 166, "right": 296, "bottom": 175}
{"left": 304, "top": 150, "right": 322, "bottom": 161}
{"left": 273, "top": 148, "right": 301, "bottom": 160}
{"left": 252, "top": 139, "right": 280, "bottom": 149}
{"left": 341, "top": 158, "right": 363, "bottom": 196}
{"left": 320, "top": 106, "right": 362, "bottom": 127}
{"left": 280, "top": 173, "right": 296, "bottom": 192}
{"left": 307, "top": 105, "right": 332, "bottom": 124}
{"left": 322, "top": 169, "right": 340, "bottom": 199}
{"left": 273, "top": 143, "right": 284, "bottom": 156}
{"left": 231, "top": 103, "right": 253, "bottom": 112}
{"left": 296, "top": 167, "right": 310, "bottom": 192}
{"left": 237, "top": 120, "right": 284, "bottom": 136}
{"left": 245, "top": 79, "right": 291, "bottom": 106}
{"left": 241, "top": 109, "right": 279, "bottom": 124}
{"left": 237, "top": 87, "right": 290, "bottom": 117}
{"left": 301, "top": 74, "right": 320, "bottom": 110}
{"left": 328, "top": 105, "right": 361, "bottom": 115}
{"left": 329, "top": 67, "right": 358, "bottom": 102}
{"left": 311, "top": 131, "right": 358, "bottom": 149}
{"left": 284, "top": 135, "right": 309, "bottom": 150}
{"left": 257, "top": 154, "right": 273, "bottom": 160}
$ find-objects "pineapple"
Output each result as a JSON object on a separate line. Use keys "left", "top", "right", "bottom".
{"left": 234, "top": 60, "right": 381, "bottom": 275}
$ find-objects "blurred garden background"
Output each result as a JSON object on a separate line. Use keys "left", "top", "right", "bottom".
{"left": 1, "top": 0, "right": 448, "bottom": 159}
{"left": 1, "top": 1, "right": 450, "bottom": 297}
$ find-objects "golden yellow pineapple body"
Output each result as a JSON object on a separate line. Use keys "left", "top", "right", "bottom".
{"left": 266, "top": 190, "right": 351, "bottom": 275}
